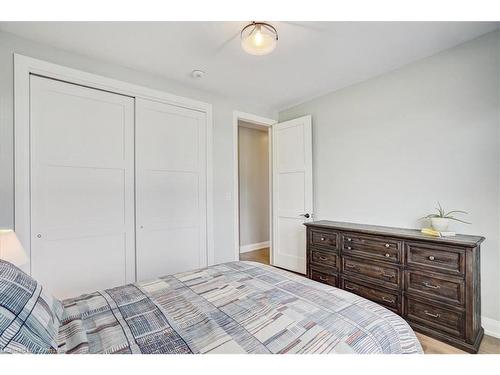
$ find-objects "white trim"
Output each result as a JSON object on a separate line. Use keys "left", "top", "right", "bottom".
{"left": 239, "top": 241, "right": 270, "bottom": 254}
{"left": 233, "top": 111, "right": 277, "bottom": 263}
{"left": 206, "top": 107, "right": 214, "bottom": 266}
{"left": 14, "top": 54, "right": 215, "bottom": 275}
{"left": 482, "top": 316, "right": 500, "bottom": 339}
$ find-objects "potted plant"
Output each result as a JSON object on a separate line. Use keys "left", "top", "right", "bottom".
{"left": 421, "top": 202, "right": 471, "bottom": 231}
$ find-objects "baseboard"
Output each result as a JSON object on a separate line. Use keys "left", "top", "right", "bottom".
{"left": 240, "top": 241, "right": 270, "bottom": 253}
{"left": 482, "top": 316, "right": 500, "bottom": 339}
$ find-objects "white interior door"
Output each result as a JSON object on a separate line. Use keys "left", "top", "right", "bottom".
{"left": 272, "top": 115, "right": 313, "bottom": 274}
{"left": 30, "top": 75, "right": 135, "bottom": 299}
{"left": 135, "top": 98, "right": 207, "bottom": 281}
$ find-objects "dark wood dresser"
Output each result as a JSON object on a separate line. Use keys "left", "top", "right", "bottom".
{"left": 305, "top": 220, "right": 484, "bottom": 353}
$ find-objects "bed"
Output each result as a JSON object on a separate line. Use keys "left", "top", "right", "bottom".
{"left": 1, "top": 260, "right": 422, "bottom": 354}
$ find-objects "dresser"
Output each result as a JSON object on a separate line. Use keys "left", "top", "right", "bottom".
{"left": 305, "top": 220, "right": 484, "bottom": 353}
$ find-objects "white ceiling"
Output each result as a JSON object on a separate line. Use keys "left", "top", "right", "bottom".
{"left": 0, "top": 22, "right": 498, "bottom": 110}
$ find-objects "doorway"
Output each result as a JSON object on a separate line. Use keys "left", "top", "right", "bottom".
{"left": 233, "top": 112, "right": 275, "bottom": 265}
{"left": 233, "top": 111, "right": 312, "bottom": 274}
{"left": 238, "top": 121, "right": 270, "bottom": 264}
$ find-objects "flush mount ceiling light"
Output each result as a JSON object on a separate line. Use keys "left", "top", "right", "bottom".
{"left": 241, "top": 22, "right": 278, "bottom": 56}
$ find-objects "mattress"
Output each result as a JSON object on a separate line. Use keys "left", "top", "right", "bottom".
{"left": 57, "top": 261, "right": 423, "bottom": 354}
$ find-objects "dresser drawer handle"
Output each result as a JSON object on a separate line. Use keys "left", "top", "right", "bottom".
{"left": 346, "top": 246, "right": 352, "bottom": 250}
{"left": 320, "top": 237, "right": 325, "bottom": 241}
{"left": 428, "top": 255, "right": 435, "bottom": 261}
{"left": 424, "top": 310, "right": 440, "bottom": 318}
{"left": 345, "top": 264, "right": 357, "bottom": 270}
{"left": 319, "top": 275, "right": 328, "bottom": 281}
{"left": 384, "top": 244, "right": 390, "bottom": 248}
{"left": 385, "top": 253, "right": 391, "bottom": 258}
{"left": 346, "top": 238, "right": 352, "bottom": 242}
{"left": 381, "top": 272, "right": 395, "bottom": 279}
{"left": 345, "top": 285, "right": 356, "bottom": 291}
{"left": 382, "top": 296, "right": 395, "bottom": 303}
{"left": 423, "top": 282, "right": 440, "bottom": 289}
{"left": 319, "top": 256, "right": 328, "bottom": 261}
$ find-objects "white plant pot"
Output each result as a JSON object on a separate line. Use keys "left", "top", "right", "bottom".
{"left": 431, "top": 218, "right": 450, "bottom": 232}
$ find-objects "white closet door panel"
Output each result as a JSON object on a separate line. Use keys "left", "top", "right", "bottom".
{"left": 141, "top": 171, "right": 199, "bottom": 224}
{"left": 139, "top": 107, "right": 200, "bottom": 171}
{"left": 33, "top": 80, "right": 127, "bottom": 166}
{"left": 39, "top": 165, "right": 126, "bottom": 229}
{"left": 136, "top": 98, "right": 207, "bottom": 281}
{"left": 33, "top": 234, "right": 128, "bottom": 299}
{"left": 30, "top": 75, "right": 135, "bottom": 299}
{"left": 138, "top": 227, "right": 199, "bottom": 278}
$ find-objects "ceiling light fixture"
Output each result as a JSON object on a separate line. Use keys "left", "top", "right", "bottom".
{"left": 241, "top": 22, "right": 278, "bottom": 56}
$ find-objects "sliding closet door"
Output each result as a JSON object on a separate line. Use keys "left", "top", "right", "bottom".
{"left": 30, "top": 75, "right": 135, "bottom": 299}
{"left": 136, "top": 98, "right": 207, "bottom": 281}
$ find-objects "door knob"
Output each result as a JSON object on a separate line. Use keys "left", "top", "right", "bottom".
{"left": 300, "top": 213, "right": 311, "bottom": 219}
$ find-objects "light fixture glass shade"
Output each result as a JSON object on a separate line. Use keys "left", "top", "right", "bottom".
{"left": 0, "top": 229, "right": 28, "bottom": 266}
{"left": 241, "top": 22, "right": 278, "bottom": 56}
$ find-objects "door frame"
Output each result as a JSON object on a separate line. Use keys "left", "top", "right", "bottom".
{"left": 233, "top": 111, "right": 277, "bottom": 262}
{"left": 14, "top": 54, "right": 214, "bottom": 275}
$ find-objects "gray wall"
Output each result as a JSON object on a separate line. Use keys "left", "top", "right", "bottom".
{"left": 280, "top": 31, "right": 500, "bottom": 322}
{"left": 238, "top": 124, "right": 269, "bottom": 248}
{"left": 0, "top": 30, "right": 277, "bottom": 265}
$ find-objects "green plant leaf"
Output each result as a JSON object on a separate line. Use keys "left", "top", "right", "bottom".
{"left": 422, "top": 202, "right": 471, "bottom": 224}
{"left": 444, "top": 210, "right": 469, "bottom": 217}
{"left": 437, "top": 201, "right": 445, "bottom": 217}
{"left": 420, "top": 214, "right": 440, "bottom": 220}
{"left": 448, "top": 217, "right": 472, "bottom": 224}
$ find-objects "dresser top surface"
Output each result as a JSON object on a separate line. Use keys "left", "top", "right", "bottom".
{"left": 305, "top": 220, "right": 485, "bottom": 247}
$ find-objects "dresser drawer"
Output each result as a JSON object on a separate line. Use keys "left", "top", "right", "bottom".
{"left": 310, "top": 268, "right": 338, "bottom": 287}
{"left": 310, "top": 229, "right": 338, "bottom": 250}
{"left": 343, "top": 277, "right": 400, "bottom": 313}
{"left": 405, "top": 242, "right": 465, "bottom": 276}
{"left": 342, "top": 233, "right": 402, "bottom": 264}
{"left": 406, "top": 297, "right": 465, "bottom": 338}
{"left": 342, "top": 257, "right": 401, "bottom": 288}
{"left": 310, "top": 249, "right": 339, "bottom": 270}
{"left": 405, "top": 270, "right": 465, "bottom": 306}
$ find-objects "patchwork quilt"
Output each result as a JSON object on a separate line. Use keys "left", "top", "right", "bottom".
{"left": 57, "top": 261, "right": 422, "bottom": 354}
